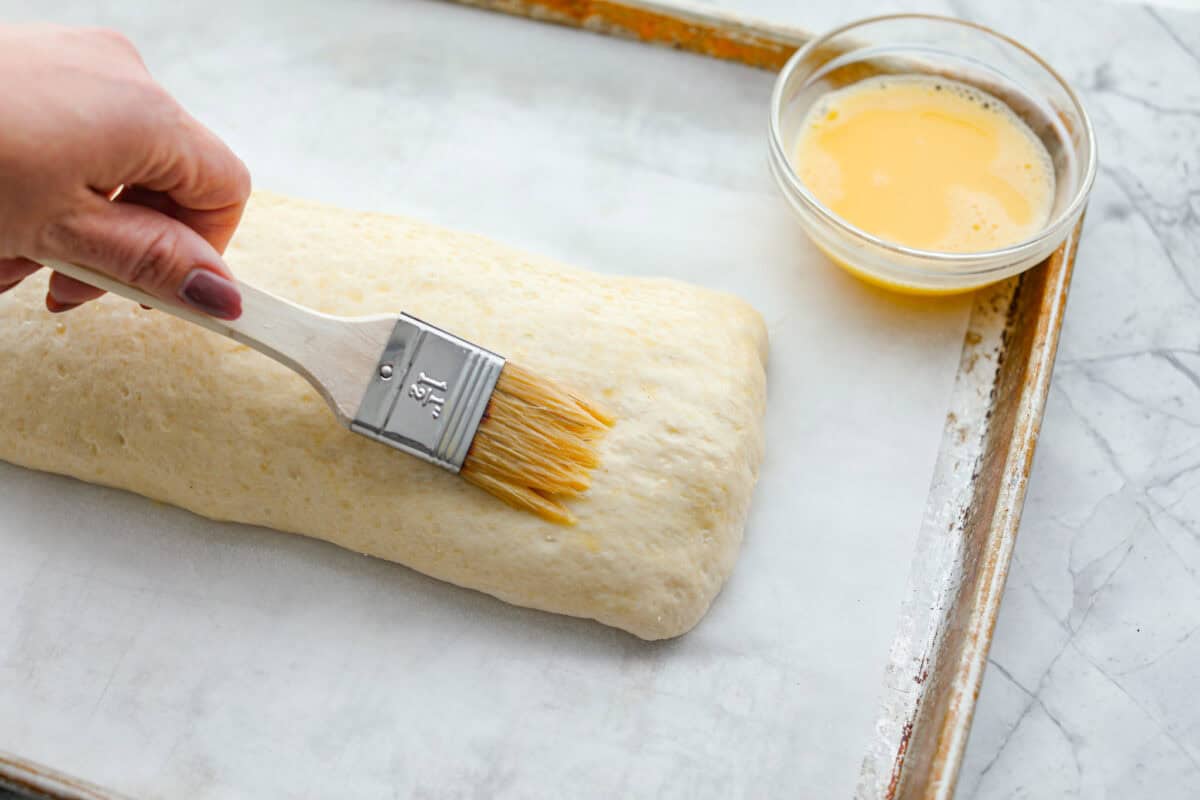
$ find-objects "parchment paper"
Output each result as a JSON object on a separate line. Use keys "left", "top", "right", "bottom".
{"left": 0, "top": 1, "right": 972, "bottom": 796}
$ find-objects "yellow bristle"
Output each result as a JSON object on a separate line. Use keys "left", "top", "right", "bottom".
{"left": 460, "top": 362, "right": 613, "bottom": 524}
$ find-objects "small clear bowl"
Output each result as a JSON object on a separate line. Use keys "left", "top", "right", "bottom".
{"left": 768, "top": 15, "right": 1096, "bottom": 295}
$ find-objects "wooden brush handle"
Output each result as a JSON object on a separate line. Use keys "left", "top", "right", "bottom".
{"left": 41, "top": 258, "right": 394, "bottom": 424}
{"left": 42, "top": 257, "right": 341, "bottom": 369}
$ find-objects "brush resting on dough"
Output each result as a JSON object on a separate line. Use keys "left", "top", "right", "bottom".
{"left": 0, "top": 192, "right": 768, "bottom": 639}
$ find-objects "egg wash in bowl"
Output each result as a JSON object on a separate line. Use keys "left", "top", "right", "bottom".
{"left": 793, "top": 75, "right": 1055, "bottom": 254}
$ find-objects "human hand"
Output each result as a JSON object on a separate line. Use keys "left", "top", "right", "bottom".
{"left": 0, "top": 24, "right": 250, "bottom": 320}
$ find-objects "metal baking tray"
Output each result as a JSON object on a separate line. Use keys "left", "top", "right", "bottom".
{"left": 0, "top": 1, "right": 1080, "bottom": 798}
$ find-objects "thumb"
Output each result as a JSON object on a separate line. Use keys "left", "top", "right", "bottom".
{"left": 44, "top": 198, "right": 242, "bottom": 320}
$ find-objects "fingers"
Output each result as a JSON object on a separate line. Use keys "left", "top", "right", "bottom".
{"left": 172, "top": 196, "right": 249, "bottom": 255}
{"left": 46, "top": 272, "right": 106, "bottom": 310}
{"left": 0, "top": 257, "right": 40, "bottom": 294}
{"left": 0, "top": 257, "right": 106, "bottom": 313}
{"left": 113, "top": 185, "right": 172, "bottom": 213}
{"left": 41, "top": 196, "right": 242, "bottom": 320}
{"left": 123, "top": 111, "right": 251, "bottom": 255}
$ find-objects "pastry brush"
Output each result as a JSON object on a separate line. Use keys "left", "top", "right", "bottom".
{"left": 42, "top": 259, "right": 614, "bottom": 524}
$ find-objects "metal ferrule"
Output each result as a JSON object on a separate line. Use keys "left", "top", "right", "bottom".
{"left": 351, "top": 314, "right": 504, "bottom": 472}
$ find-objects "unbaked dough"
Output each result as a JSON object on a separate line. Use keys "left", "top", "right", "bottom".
{"left": 0, "top": 192, "right": 768, "bottom": 639}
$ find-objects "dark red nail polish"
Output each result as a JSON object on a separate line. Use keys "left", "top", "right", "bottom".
{"left": 179, "top": 268, "right": 242, "bottom": 320}
{"left": 0, "top": 280, "right": 20, "bottom": 295}
{"left": 46, "top": 295, "right": 80, "bottom": 313}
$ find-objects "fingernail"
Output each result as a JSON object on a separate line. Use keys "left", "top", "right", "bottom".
{"left": 179, "top": 268, "right": 241, "bottom": 320}
{"left": 0, "top": 280, "right": 19, "bottom": 295}
{"left": 46, "top": 295, "right": 80, "bottom": 313}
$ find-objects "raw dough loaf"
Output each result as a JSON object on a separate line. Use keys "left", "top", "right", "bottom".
{"left": 0, "top": 193, "right": 767, "bottom": 639}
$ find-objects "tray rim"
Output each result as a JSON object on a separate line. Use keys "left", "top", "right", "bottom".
{"left": 0, "top": 2, "right": 1080, "bottom": 798}
{"left": 0, "top": 750, "right": 127, "bottom": 800}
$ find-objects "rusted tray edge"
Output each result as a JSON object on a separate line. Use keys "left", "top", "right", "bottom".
{"left": 900, "top": 217, "right": 1083, "bottom": 800}
{"left": 451, "top": 0, "right": 809, "bottom": 68}
{"left": 0, "top": 751, "right": 127, "bottom": 800}
{"left": 858, "top": 275, "right": 1021, "bottom": 799}
{"left": 883, "top": 219, "right": 1082, "bottom": 800}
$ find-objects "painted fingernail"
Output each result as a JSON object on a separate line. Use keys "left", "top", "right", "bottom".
{"left": 46, "top": 295, "right": 80, "bottom": 313}
{"left": 0, "top": 280, "right": 20, "bottom": 295}
{"left": 178, "top": 268, "right": 242, "bottom": 320}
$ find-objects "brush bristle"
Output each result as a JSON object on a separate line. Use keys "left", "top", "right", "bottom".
{"left": 460, "top": 362, "right": 614, "bottom": 525}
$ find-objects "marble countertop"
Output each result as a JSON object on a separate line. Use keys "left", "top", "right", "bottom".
{"left": 955, "top": 6, "right": 1200, "bottom": 796}
{"left": 701, "top": 0, "right": 1200, "bottom": 795}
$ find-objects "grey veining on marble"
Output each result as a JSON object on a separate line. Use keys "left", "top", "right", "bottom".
{"left": 704, "top": 0, "right": 1200, "bottom": 795}
{"left": 957, "top": 7, "right": 1200, "bottom": 797}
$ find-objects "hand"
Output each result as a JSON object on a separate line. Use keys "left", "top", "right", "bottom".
{"left": 0, "top": 24, "right": 250, "bottom": 320}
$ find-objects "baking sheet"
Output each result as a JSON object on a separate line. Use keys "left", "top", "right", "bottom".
{"left": 0, "top": 0, "right": 973, "bottom": 796}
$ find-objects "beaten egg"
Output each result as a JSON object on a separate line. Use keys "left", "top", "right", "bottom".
{"left": 793, "top": 75, "right": 1055, "bottom": 254}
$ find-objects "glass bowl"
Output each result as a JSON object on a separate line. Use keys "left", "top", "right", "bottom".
{"left": 768, "top": 14, "right": 1096, "bottom": 295}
